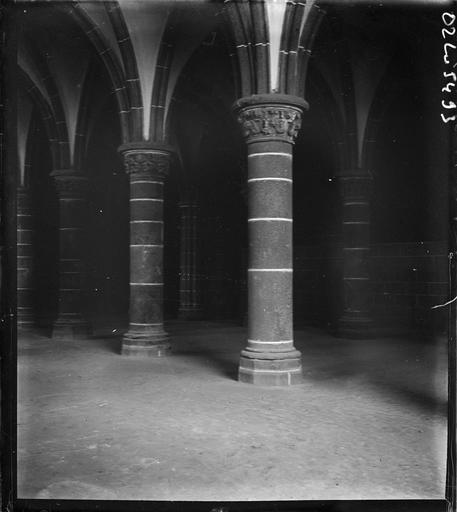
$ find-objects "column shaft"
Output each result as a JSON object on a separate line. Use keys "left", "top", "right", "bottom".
{"left": 51, "top": 171, "right": 88, "bottom": 339}
{"left": 337, "top": 174, "right": 373, "bottom": 337}
{"left": 246, "top": 140, "right": 294, "bottom": 352}
{"left": 121, "top": 147, "right": 170, "bottom": 356}
{"left": 17, "top": 187, "right": 34, "bottom": 328}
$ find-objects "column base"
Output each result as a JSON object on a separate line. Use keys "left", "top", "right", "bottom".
{"left": 335, "top": 313, "right": 374, "bottom": 339}
{"left": 17, "top": 306, "right": 35, "bottom": 325}
{"left": 178, "top": 307, "right": 203, "bottom": 321}
{"left": 18, "top": 321, "right": 35, "bottom": 330}
{"left": 238, "top": 348, "right": 303, "bottom": 386}
{"left": 122, "top": 327, "right": 170, "bottom": 357}
{"left": 52, "top": 318, "right": 89, "bottom": 340}
{"left": 17, "top": 310, "right": 35, "bottom": 330}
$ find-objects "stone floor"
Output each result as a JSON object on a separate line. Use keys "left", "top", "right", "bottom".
{"left": 17, "top": 321, "right": 448, "bottom": 501}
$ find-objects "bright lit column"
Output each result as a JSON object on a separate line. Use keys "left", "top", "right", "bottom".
{"left": 234, "top": 94, "right": 307, "bottom": 386}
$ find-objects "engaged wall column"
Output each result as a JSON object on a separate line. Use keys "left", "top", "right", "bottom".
{"left": 17, "top": 186, "right": 34, "bottom": 328}
{"left": 234, "top": 94, "right": 307, "bottom": 386}
{"left": 120, "top": 144, "right": 171, "bottom": 356}
{"left": 51, "top": 170, "right": 88, "bottom": 339}
{"left": 337, "top": 172, "right": 373, "bottom": 338}
{"left": 178, "top": 200, "right": 202, "bottom": 320}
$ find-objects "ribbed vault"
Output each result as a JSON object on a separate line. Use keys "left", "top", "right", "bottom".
{"left": 224, "top": 0, "right": 325, "bottom": 98}
{"left": 72, "top": 0, "right": 219, "bottom": 144}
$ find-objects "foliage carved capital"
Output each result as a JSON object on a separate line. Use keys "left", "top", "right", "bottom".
{"left": 123, "top": 151, "right": 170, "bottom": 180}
{"left": 236, "top": 105, "right": 303, "bottom": 143}
{"left": 51, "top": 171, "right": 88, "bottom": 199}
{"left": 338, "top": 175, "right": 373, "bottom": 200}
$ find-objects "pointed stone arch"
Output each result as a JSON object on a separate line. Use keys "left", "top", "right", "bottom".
{"left": 67, "top": 2, "right": 131, "bottom": 144}
{"left": 18, "top": 68, "right": 61, "bottom": 170}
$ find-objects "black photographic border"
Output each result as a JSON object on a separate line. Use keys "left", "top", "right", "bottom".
{"left": 1, "top": 1, "right": 454, "bottom": 511}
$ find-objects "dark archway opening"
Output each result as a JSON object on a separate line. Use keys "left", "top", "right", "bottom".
{"left": 168, "top": 31, "right": 245, "bottom": 323}
{"left": 84, "top": 62, "right": 128, "bottom": 334}
{"left": 29, "top": 114, "right": 58, "bottom": 331}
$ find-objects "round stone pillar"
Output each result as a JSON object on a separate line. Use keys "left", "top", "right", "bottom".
{"left": 336, "top": 172, "right": 374, "bottom": 338}
{"left": 119, "top": 143, "right": 171, "bottom": 356}
{"left": 51, "top": 170, "right": 88, "bottom": 339}
{"left": 17, "top": 186, "right": 34, "bottom": 328}
{"left": 178, "top": 200, "right": 202, "bottom": 320}
{"left": 234, "top": 94, "right": 308, "bottom": 386}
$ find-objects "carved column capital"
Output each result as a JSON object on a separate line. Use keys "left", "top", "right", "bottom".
{"left": 122, "top": 151, "right": 170, "bottom": 180}
{"left": 119, "top": 143, "right": 173, "bottom": 181}
{"left": 338, "top": 174, "right": 373, "bottom": 200}
{"left": 17, "top": 186, "right": 31, "bottom": 210}
{"left": 51, "top": 170, "right": 88, "bottom": 198}
{"left": 233, "top": 94, "right": 308, "bottom": 144}
{"left": 179, "top": 185, "right": 199, "bottom": 207}
{"left": 236, "top": 105, "right": 302, "bottom": 144}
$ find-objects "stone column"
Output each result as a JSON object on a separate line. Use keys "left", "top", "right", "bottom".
{"left": 119, "top": 143, "right": 171, "bottom": 356}
{"left": 336, "top": 171, "right": 373, "bottom": 338}
{"left": 17, "top": 186, "right": 34, "bottom": 328}
{"left": 233, "top": 94, "right": 307, "bottom": 386}
{"left": 178, "top": 199, "right": 202, "bottom": 320}
{"left": 51, "top": 170, "right": 88, "bottom": 339}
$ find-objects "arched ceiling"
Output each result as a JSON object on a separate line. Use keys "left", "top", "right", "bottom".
{"left": 265, "top": 0, "right": 316, "bottom": 92}
{"left": 18, "top": 0, "right": 220, "bottom": 161}
{"left": 19, "top": 6, "right": 93, "bottom": 167}
{"left": 224, "top": 0, "right": 323, "bottom": 97}
{"left": 311, "top": 4, "right": 410, "bottom": 170}
{"left": 164, "top": 3, "right": 220, "bottom": 128}
{"left": 106, "top": 1, "right": 169, "bottom": 140}
{"left": 17, "top": 0, "right": 442, "bottom": 176}
{"left": 18, "top": 44, "right": 51, "bottom": 107}
{"left": 265, "top": 0, "right": 287, "bottom": 91}
{"left": 17, "top": 89, "right": 34, "bottom": 185}
{"left": 77, "top": 0, "right": 218, "bottom": 141}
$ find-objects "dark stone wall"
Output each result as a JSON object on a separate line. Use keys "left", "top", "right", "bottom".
{"left": 85, "top": 81, "right": 129, "bottom": 331}
{"left": 371, "top": 241, "right": 448, "bottom": 335}
{"left": 29, "top": 118, "right": 58, "bottom": 331}
{"left": 292, "top": 240, "right": 448, "bottom": 335}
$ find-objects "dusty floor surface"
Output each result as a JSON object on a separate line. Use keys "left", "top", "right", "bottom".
{"left": 17, "top": 322, "right": 447, "bottom": 501}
